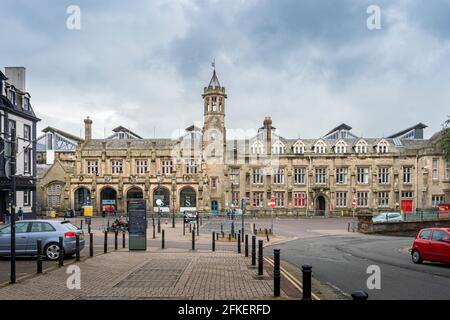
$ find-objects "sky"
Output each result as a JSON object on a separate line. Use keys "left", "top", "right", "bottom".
{"left": 1, "top": 0, "right": 449, "bottom": 140}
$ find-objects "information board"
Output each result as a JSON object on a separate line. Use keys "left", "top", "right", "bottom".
{"left": 128, "top": 199, "right": 147, "bottom": 250}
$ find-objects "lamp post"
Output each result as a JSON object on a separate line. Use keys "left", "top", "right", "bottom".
{"left": 156, "top": 170, "right": 162, "bottom": 232}
{"left": 172, "top": 173, "right": 176, "bottom": 228}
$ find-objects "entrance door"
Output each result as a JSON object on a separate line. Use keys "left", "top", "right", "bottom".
{"left": 211, "top": 200, "right": 218, "bottom": 215}
{"left": 316, "top": 196, "right": 326, "bottom": 215}
{"left": 401, "top": 200, "right": 413, "bottom": 214}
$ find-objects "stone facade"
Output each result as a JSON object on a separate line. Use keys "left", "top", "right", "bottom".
{"left": 37, "top": 69, "right": 450, "bottom": 216}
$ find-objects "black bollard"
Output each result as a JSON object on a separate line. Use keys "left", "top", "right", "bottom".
{"left": 80, "top": 220, "right": 83, "bottom": 230}
{"left": 122, "top": 230, "right": 126, "bottom": 248}
{"left": 258, "top": 240, "right": 264, "bottom": 276}
{"left": 104, "top": 231, "right": 108, "bottom": 254}
{"left": 265, "top": 229, "right": 270, "bottom": 242}
{"left": 197, "top": 222, "right": 200, "bottom": 236}
{"left": 351, "top": 291, "right": 369, "bottom": 301}
{"left": 192, "top": 229, "right": 195, "bottom": 251}
{"left": 89, "top": 233, "right": 94, "bottom": 257}
{"left": 245, "top": 234, "right": 249, "bottom": 257}
{"left": 302, "top": 265, "right": 312, "bottom": 300}
{"left": 221, "top": 223, "right": 223, "bottom": 233}
{"left": 162, "top": 229, "right": 165, "bottom": 249}
{"left": 216, "top": 232, "right": 219, "bottom": 241}
{"left": 158, "top": 217, "right": 161, "bottom": 234}
{"left": 189, "top": 223, "right": 192, "bottom": 233}
{"left": 231, "top": 222, "right": 235, "bottom": 235}
{"left": 228, "top": 234, "right": 231, "bottom": 241}
{"left": 153, "top": 224, "right": 156, "bottom": 239}
{"left": 36, "top": 239, "right": 43, "bottom": 274}
{"left": 238, "top": 233, "right": 241, "bottom": 253}
{"left": 251, "top": 235, "right": 256, "bottom": 266}
{"left": 212, "top": 232, "right": 215, "bottom": 252}
{"left": 88, "top": 224, "right": 91, "bottom": 234}
{"left": 114, "top": 231, "right": 118, "bottom": 250}
{"left": 183, "top": 222, "right": 185, "bottom": 236}
{"left": 274, "top": 249, "right": 280, "bottom": 297}
{"left": 76, "top": 235, "right": 80, "bottom": 261}
{"left": 58, "top": 236, "right": 64, "bottom": 267}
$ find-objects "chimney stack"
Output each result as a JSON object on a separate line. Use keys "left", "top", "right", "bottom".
{"left": 5, "top": 67, "right": 26, "bottom": 92}
{"left": 84, "top": 116, "right": 93, "bottom": 141}
{"left": 263, "top": 116, "right": 272, "bottom": 155}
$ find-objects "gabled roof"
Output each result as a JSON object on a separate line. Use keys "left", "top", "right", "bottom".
{"left": 0, "top": 71, "right": 7, "bottom": 81}
{"left": 324, "top": 123, "right": 352, "bottom": 137}
{"left": 42, "top": 126, "right": 84, "bottom": 143}
{"left": 387, "top": 123, "right": 428, "bottom": 139}
{"left": 111, "top": 126, "right": 143, "bottom": 139}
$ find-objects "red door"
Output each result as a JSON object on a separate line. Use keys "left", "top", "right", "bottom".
{"left": 401, "top": 200, "right": 413, "bottom": 214}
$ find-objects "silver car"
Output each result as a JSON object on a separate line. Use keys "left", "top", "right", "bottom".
{"left": 0, "top": 220, "right": 85, "bottom": 260}
{"left": 372, "top": 212, "right": 404, "bottom": 223}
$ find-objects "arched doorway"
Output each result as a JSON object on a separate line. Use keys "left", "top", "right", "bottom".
{"left": 101, "top": 187, "right": 117, "bottom": 212}
{"left": 74, "top": 187, "right": 90, "bottom": 212}
{"left": 127, "top": 187, "right": 143, "bottom": 199}
{"left": 316, "top": 195, "right": 326, "bottom": 215}
{"left": 153, "top": 187, "right": 170, "bottom": 212}
{"left": 180, "top": 187, "right": 196, "bottom": 211}
{"left": 211, "top": 200, "right": 218, "bottom": 215}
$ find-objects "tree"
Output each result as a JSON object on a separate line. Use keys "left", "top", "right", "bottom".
{"left": 441, "top": 116, "right": 450, "bottom": 161}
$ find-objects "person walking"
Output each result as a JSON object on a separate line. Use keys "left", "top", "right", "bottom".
{"left": 17, "top": 207, "right": 24, "bottom": 221}
{"left": 4, "top": 209, "right": 11, "bottom": 224}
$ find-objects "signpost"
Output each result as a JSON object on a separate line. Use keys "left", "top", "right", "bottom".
{"left": 269, "top": 198, "right": 275, "bottom": 234}
{"left": 128, "top": 199, "right": 147, "bottom": 250}
{"left": 352, "top": 198, "right": 357, "bottom": 218}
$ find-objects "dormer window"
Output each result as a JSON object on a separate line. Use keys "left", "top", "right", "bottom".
{"left": 251, "top": 141, "right": 264, "bottom": 155}
{"left": 376, "top": 139, "right": 389, "bottom": 153}
{"left": 314, "top": 140, "right": 327, "bottom": 154}
{"left": 334, "top": 140, "right": 347, "bottom": 154}
{"left": 292, "top": 140, "right": 305, "bottom": 154}
{"left": 272, "top": 141, "right": 285, "bottom": 155}
{"left": 8, "top": 89, "right": 16, "bottom": 105}
{"left": 355, "top": 139, "right": 368, "bottom": 154}
{"left": 24, "top": 97, "right": 30, "bottom": 111}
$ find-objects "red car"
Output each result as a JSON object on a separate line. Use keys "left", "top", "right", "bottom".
{"left": 411, "top": 228, "right": 450, "bottom": 264}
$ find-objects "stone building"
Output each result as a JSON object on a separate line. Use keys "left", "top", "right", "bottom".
{"left": 37, "top": 68, "right": 450, "bottom": 215}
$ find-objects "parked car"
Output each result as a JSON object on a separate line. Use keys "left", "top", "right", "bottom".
{"left": 0, "top": 220, "right": 85, "bottom": 260}
{"left": 372, "top": 212, "right": 404, "bottom": 223}
{"left": 411, "top": 228, "right": 450, "bottom": 264}
{"left": 183, "top": 211, "right": 198, "bottom": 223}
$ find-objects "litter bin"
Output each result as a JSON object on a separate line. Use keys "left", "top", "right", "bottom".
{"left": 50, "top": 210, "right": 56, "bottom": 218}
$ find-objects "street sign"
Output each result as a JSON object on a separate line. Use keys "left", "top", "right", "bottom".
{"left": 85, "top": 216, "right": 92, "bottom": 225}
{"left": 156, "top": 199, "right": 163, "bottom": 207}
{"left": 352, "top": 198, "right": 357, "bottom": 208}
{"left": 83, "top": 205, "right": 93, "bottom": 217}
{"left": 128, "top": 199, "right": 147, "bottom": 251}
{"left": 269, "top": 198, "right": 276, "bottom": 209}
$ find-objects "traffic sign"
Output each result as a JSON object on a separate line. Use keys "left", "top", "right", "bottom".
{"left": 268, "top": 198, "right": 276, "bottom": 209}
{"left": 352, "top": 198, "right": 357, "bottom": 208}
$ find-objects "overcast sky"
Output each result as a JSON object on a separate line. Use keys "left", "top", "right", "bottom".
{"left": 1, "top": 0, "right": 449, "bottom": 140}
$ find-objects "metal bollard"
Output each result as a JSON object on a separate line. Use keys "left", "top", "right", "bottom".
{"left": 348, "top": 222, "right": 350, "bottom": 232}
{"left": 216, "top": 232, "right": 219, "bottom": 241}
{"left": 265, "top": 229, "right": 270, "bottom": 242}
{"left": 88, "top": 224, "right": 91, "bottom": 234}
{"left": 192, "top": 229, "right": 195, "bottom": 251}
{"left": 197, "top": 222, "right": 200, "bottom": 236}
{"left": 76, "top": 235, "right": 80, "bottom": 261}
{"left": 245, "top": 234, "right": 249, "bottom": 257}
{"left": 221, "top": 223, "right": 223, "bottom": 233}
{"left": 153, "top": 224, "right": 156, "bottom": 239}
{"left": 104, "top": 231, "right": 108, "bottom": 254}
{"left": 158, "top": 217, "right": 161, "bottom": 234}
{"left": 162, "top": 229, "right": 165, "bottom": 249}
{"left": 238, "top": 233, "right": 241, "bottom": 253}
{"left": 80, "top": 220, "right": 83, "bottom": 230}
{"left": 228, "top": 234, "right": 231, "bottom": 241}
{"left": 58, "top": 236, "right": 64, "bottom": 267}
{"left": 302, "top": 265, "right": 312, "bottom": 300}
{"left": 89, "top": 233, "right": 94, "bottom": 257}
{"left": 351, "top": 291, "right": 369, "bottom": 301}
{"left": 212, "top": 232, "right": 215, "bottom": 252}
{"left": 183, "top": 222, "right": 185, "bottom": 236}
{"left": 36, "top": 239, "right": 43, "bottom": 274}
{"left": 189, "top": 223, "right": 192, "bottom": 233}
{"left": 258, "top": 240, "right": 264, "bottom": 276}
{"left": 251, "top": 235, "right": 256, "bottom": 266}
{"left": 122, "top": 230, "right": 126, "bottom": 248}
{"left": 231, "top": 222, "right": 235, "bottom": 235}
{"left": 114, "top": 231, "right": 118, "bottom": 250}
{"left": 274, "top": 249, "right": 280, "bottom": 297}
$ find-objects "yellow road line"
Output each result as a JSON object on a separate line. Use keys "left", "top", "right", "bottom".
{"left": 264, "top": 256, "right": 321, "bottom": 300}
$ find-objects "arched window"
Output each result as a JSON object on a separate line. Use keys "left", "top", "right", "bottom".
{"left": 272, "top": 141, "right": 285, "bottom": 155}
{"left": 180, "top": 187, "right": 196, "bottom": 208}
{"left": 334, "top": 140, "right": 347, "bottom": 154}
{"left": 355, "top": 139, "right": 368, "bottom": 154}
{"left": 376, "top": 139, "right": 389, "bottom": 153}
{"left": 292, "top": 140, "right": 305, "bottom": 154}
{"left": 314, "top": 140, "right": 327, "bottom": 154}
{"left": 251, "top": 141, "right": 265, "bottom": 155}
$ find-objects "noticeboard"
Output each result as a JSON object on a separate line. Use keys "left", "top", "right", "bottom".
{"left": 128, "top": 199, "right": 147, "bottom": 250}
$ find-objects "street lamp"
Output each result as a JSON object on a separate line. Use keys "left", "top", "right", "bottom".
{"left": 172, "top": 173, "right": 176, "bottom": 228}
{"left": 156, "top": 170, "right": 163, "bottom": 233}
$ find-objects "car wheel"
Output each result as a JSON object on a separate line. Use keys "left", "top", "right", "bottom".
{"left": 44, "top": 242, "right": 62, "bottom": 261}
{"left": 412, "top": 250, "right": 423, "bottom": 264}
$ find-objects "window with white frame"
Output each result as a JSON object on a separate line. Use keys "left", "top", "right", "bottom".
{"left": 357, "top": 167, "right": 369, "bottom": 184}
{"left": 334, "top": 140, "right": 347, "bottom": 154}
{"left": 274, "top": 192, "right": 285, "bottom": 207}
{"left": 293, "top": 192, "right": 306, "bottom": 207}
{"left": 356, "top": 191, "right": 369, "bottom": 207}
{"left": 185, "top": 159, "right": 198, "bottom": 174}
{"left": 87, "top": 160, "right": 99, "bottom": 175}
{"left": 336, "top": 167, "right": 348, "bottom": 184}
{"left": 293, "top": 167, "right": 306, "bottom": 184}
{"left": 432, "top": 195, "right": 445, "bottom": 207}
{"left": 162, "top": 160, "right": 173, "bottom": 174}
{"left": 23, "top": 190, "right": 31, "bottom": 206}
{"left": 336, "top": 192, "right": 347, "bottom": 207}
{"left": 273, "top": 168, "right": 285, "bottom": 184}
{"left": 272, "top": 141, "right": 285, "bottom": 155}
{"left": 432, "top": 158, "right": 439, "bottom": 180}
{"left": 378, "top": 167, "right": 390, "bottom": 184}
{"left": 136, "top": 160, "right": 148, "bottom": 175}
{"left": 24, "top": 124, "right": 31, "bottom": 141}
{"left": 292, "top": 141, "right": 305, "bottom": 154}
{"left": 111, "top": 160, "right": 123, "bottom": 174}
{"left": 355, "top": 140, "right": 368, "bottom": 154}
{"left": 378, "top": 192, "right": 390, "bottom": 207}
{"left": 251, "top": 141, "right": 264, "bottom": 154}
{"left": 315, "top": 168, "right": 326, "bottom": 184}
{"left": 403, "top": 167, "right": 412, "bottom": 184}
{"left": 252, "top": 192, "right": 264, "bottom": 207}
{"left": 252, "top": 168, "right": 264, "bottom": 184}
{"left": 23, "top": 148, "right": 31, "bottom": 174}
{"left": 314, "top": 140, "right": 326, "bottom": 154}
{"left": 376, "top": 140, "right": 389, "bottom": 153}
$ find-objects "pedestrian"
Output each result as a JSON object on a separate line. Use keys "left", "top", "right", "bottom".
{"left": 4, "top": 209, "right": 10, "bottom": 224}
{"left": 17, "top": 207, "right": 24, "bottom": 221}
